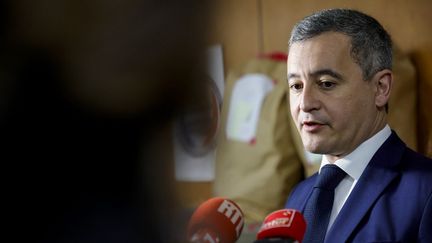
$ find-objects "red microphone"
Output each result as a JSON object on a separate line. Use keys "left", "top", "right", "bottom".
{"left": 187, "top": 197, "right": 245, "bottom": 243}
{"left": 255, "top": 209, "right": 306, "bottom": 243}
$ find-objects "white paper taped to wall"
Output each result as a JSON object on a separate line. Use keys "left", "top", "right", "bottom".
{"left": 226, "top": 74, "right": 274, "bottom": 143}
{"left": 174, "top": 44, "right": 224, "bottom": 181}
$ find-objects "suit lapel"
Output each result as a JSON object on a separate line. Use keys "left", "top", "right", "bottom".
{"left": 287, "top": 174, "right": 317, "bottom": 211}
{"left": 325, "top": 132, "right": 405, "bottom": 243}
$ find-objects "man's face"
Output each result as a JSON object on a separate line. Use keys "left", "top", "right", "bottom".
{"left": 288, "top": 32, "right": 381, "bottom": 161}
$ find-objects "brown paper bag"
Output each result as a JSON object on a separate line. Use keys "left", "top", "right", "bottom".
{"left": 214, "top": 55, "right": 303, "bottom": 222}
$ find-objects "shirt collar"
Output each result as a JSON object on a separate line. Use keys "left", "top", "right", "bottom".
{"left": 319, "top": 125, "right": 392, "bottom": 181}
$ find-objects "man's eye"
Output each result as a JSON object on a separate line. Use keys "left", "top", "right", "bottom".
{"left": 319, "top": 81, "right": 335, "bottom": 89}
{"left": 290, "top": 83, "right": 303, "bottom": 91}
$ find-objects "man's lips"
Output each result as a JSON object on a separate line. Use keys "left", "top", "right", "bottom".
{"left": 301, "top": 121, "right": 326, "bottom": 132}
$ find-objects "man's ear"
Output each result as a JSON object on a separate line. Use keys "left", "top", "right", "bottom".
{"left": 373, "top": 69, "right": 393, "bottom": 108}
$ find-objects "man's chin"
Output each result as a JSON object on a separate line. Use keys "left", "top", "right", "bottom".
{"left": 305, "top": 147, "right": 325, "bottom": 154}
{"left": 302, "top": 137, "right": 326, "bottom": 154}
{"left": 303, "top": 141, "right": 327, "bottom": 154}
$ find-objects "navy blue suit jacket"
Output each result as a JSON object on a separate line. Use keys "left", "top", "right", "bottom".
{"left": 285, "top": 132, "right": 432, "bottom": 243}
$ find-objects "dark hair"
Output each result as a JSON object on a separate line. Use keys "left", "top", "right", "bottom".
{"left": 289, "top": 9, "right": 392, "bottom": 80}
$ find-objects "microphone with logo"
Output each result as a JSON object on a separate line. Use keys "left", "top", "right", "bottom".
{"left": 254, "top": 209, "right": 306, "bottom": 243}
{"left": 187, "top": 197, "right": 245, "bottom": 243}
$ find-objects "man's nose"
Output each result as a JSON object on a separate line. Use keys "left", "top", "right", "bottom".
{"left": 299, "top": 86, "right": 321, "bottom": 112}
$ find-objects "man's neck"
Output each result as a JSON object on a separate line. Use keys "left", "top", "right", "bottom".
{"left": 325, "top": 123, "right": 389, "bottom": 163}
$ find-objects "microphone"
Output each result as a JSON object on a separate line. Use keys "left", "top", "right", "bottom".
{"left": 187, "top": 197, "right": 244, "bottom": 243}
{"left": 255, "top": 209, "right": 306, "bottom": 243}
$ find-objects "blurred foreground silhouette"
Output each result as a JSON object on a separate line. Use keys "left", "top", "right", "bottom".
{"left": 1, "top": 0, "right": 210, "bottom": 242}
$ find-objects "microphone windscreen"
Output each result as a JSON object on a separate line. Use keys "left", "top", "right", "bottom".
{"left": 256, "top": 209, "right": 306, "bottom": 242}
{"left": 187, "top": 197, "right": 244, "bottom": 243}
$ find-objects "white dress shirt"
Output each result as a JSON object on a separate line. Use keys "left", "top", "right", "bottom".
{"left": 319, "top": 125, "right": 392, "bottom": 232}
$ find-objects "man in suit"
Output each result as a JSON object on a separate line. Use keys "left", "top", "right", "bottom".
{"left": 285, "top": 9, "right": 432, "bottom": 243}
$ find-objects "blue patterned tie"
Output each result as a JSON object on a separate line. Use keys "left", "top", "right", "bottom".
{"left": 302, "top": 164, "right": 347, "bottom": 243}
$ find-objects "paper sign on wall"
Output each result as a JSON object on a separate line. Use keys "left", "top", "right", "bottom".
{"left": 226, "top": 74, "right": 274, "bottom": 143}
{"left": 174, "top": 44, "right": 224, "bottom": 181}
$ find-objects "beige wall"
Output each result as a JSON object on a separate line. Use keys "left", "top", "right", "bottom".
{"left": 209, "top": 0, "right": 432, "bottom": 73}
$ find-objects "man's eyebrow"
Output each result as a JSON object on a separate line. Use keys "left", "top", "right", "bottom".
{"left": 311, "top": 69, "right": 343, "bottom": 80}
{"left": 287, "top": 73, "right": 300, "bottom": 80}
{"left": 287, "top": 69, "right": 344, "bottom": 81}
